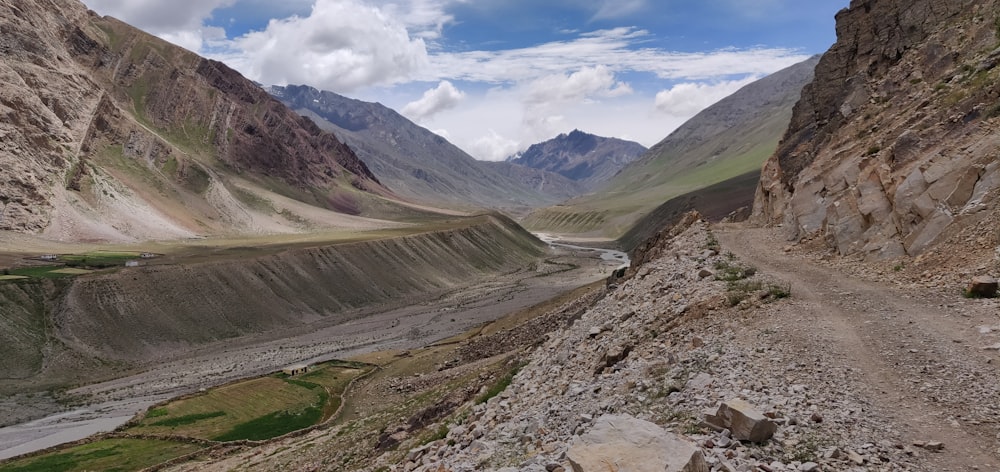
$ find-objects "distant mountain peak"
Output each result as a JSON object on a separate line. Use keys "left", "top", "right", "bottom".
{"left": 507, "top": 131, "right": 647, "bottom": 184}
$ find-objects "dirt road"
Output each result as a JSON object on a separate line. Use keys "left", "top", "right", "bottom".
{"left": 718, "top": 226, "right": 1000, "bottom": 471}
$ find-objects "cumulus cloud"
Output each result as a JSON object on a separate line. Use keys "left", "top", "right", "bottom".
{"left": 654, "top": 76, "right": 759, "bottom": 116}
{"left": 402, "top": 81, "right": 466, "bottom": 121}
{"left": 469, "top": 130, "right": 521, "bottom": 162}
{"left": 515, "top": 66, "right": 633, "bottom": 147}
{"left": 525, "top": 66, "right": 632, "bottom": 105}
{"left": 219, "top": 0, "right": 431, "bottom": 92}
{"left": 83, "top": 0, "right": 235, "bottom": 51}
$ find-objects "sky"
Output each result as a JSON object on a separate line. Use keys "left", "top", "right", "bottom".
{"left": 81, "top": 0, "right": 849, "bottom": 161}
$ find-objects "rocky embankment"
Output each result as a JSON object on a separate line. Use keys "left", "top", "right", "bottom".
{"left": 392, "top": 214, "right": 999, "bottom": 472}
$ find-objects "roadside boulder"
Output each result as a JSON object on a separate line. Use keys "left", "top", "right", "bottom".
{"left": 567, "top": 414, "right": 708, "bottom": 472}
{"left": 704, "top": 399, "right": 777, "bottom": 443}
{"left": 967, "top": 276, "right": 998, "bottom": 298}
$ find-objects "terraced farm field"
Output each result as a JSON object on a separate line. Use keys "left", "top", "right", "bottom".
{"left": 0, "top": 361, "right": 374, "bottom": 472}
{"left": 131, "top": 361, "right": 373, "bottom": 441}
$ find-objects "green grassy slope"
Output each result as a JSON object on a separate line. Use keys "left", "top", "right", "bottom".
{"left": 522, "top": 57, "right": 819, "bottom": 239}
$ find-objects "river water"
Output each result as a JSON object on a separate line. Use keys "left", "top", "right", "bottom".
{"left": 533, "top": 233, "right": 630, "bottom": 271}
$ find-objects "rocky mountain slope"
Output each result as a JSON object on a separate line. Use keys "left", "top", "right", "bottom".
{"left": 0, "top": 0, "right": 399, "bottom": 243}
{"left": 506, "top": 129, "right": 647, "bottom": 187}
{"left": 754, "top": 0, "right": 1000, "bottom": 259}
{"left": 271, "top": 85, "right": 585, "bottom": 210}
{"left": 522, "top": 57, "right": 819, "bottom": 239}
{"left": 165, "top": 214, "right": 1000, "bottom": 471}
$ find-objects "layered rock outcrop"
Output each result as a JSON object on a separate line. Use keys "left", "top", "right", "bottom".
{"left": 754, "top": 0, "right": 1000, "bottom": 257}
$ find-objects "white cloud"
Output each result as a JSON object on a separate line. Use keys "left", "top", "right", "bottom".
{"left": 402, "top": 81, "right": 466, "bottom": 121}
{"left": 654, "top": 76, "right": 759, "bottom": 116}
{"left": 219, "top": 0, "right": 431, "bottom": 92}
{"left": 470, "top": 130, "right": 521, "bottom": 162}
{"left": 377, "top": 0, "right": 460, "bottom": 40}
{"left": 82, "top": 0, "right": 235, "bottom": 51}
{"left": 525, "top": 66, "right": 631, "bottom": 105}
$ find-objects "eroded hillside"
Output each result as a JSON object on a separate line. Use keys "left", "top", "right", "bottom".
{"left": 0, "top": 214, "right": 544, "bottom": 397}
{"left": 0, "top": 0, "right": 396, "bottom": 243}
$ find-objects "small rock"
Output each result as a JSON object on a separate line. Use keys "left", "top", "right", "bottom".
{"left": 799, "top": 462, "right": 820, "bottom": 472}
{"left": 967, "top": 276, "right": 998, "bottom": 298}
{"left": 916, "top": 441, "right": 945, "bottom": 452}
{"left": 686, "top": 373, "right": 714, "bottom": 390}
{"left": 691, "top": 336, "right": 705, "bottom": 348}
{"left": 704, "top": 399, "right": 777, "bottom": 443}
{"left": 810, "top": 412, "right": 823, "bottom": 423}
{"left": 847, "top": 450, "right": 864, "bottom": 465}
{"left": 698, "top": 269, "right": 714, "bottom": 279}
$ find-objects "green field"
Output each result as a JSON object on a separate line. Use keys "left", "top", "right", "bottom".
{"left": 0, "top": 252, "right": 151, "bottom": 281}
{"left": 0, "top": 438, "right": 201, "bottom": 472}
{"left": 1, "top": 361, "right": 374, "bottom": 472}
{"left": 131, "top": 361, "right": 372, "bottom": 441}
{"left": 131, "top": 376, "right": 324, "bottom": 440}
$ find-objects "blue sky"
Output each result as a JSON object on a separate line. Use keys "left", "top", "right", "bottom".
{"left": 82, "top": 0, "right": 848, "bottom": 160}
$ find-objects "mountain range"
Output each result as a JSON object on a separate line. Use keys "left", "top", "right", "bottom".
{"left": 271, "top": 84, "right": 588, "bottom": 211}
{"left": 522, "top": 56, "right": 820, "bottom": 239}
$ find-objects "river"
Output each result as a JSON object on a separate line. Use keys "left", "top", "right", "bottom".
{"left": 0, "top": 237, "right": 628, "bottom": 461}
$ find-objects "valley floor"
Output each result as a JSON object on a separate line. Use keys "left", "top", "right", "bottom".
{"left": 0, "top": 242, "right": 621, "bottom": 461}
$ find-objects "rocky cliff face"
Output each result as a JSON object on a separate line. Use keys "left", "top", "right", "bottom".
{"left": 754, "top": 0, "right": 1000, "bottom": 258}
{"left": 0, "top": 0, "right": 386, "bottom": 241}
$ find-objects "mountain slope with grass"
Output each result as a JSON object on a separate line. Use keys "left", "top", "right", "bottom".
{"left": 521, "top": 56, "right": 819, "bottom": 239}
{"left": 271, "top": 84, "right": 585, "bottom": 210}
{"left": 0, "top": 0, "right": 409, "bottom": 243}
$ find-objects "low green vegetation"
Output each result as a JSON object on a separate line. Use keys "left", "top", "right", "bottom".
{"left": 0, "top": 438, "right": 201, "bottom": 472}
{"left": 131, "top": 361, "right": 372, "bottom": 441}
{"left": 7, "top": 361, "right": 374, "bottom": 471}
{"left": 0, "top": 252, "right": 152, "bottom": 282}
{"left": 150, "top": 410, "right": 226, "bottom": 427}
{"left": 476, "top": 363, "right": 523, "bottom": 404}
{"left": 712, "top": 258, "right": 790, "bottom": 307}
{"left": 713, "top": 260, "right": 757, "bottom": 282}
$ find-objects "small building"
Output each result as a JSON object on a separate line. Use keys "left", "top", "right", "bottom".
{"left": 125, "top": 260, "right": 140, "bottom": 267}
{"left": 39, "top": 254, "right": 58, "bottom": 261}
{"left": 282, "top": 364, "right": 310, "bottom": 376}
{"left": 140, "top": 252, "right": 157, "bottom": 259}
